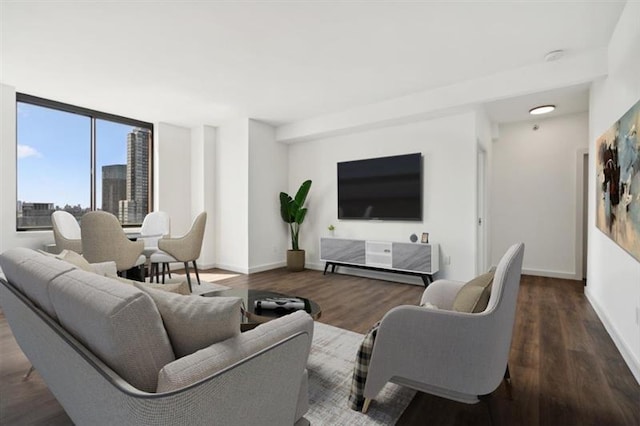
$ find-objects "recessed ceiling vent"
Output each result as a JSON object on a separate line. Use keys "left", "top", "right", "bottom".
{"left": 544, "top": 50, "right": 565, "bottom": 62}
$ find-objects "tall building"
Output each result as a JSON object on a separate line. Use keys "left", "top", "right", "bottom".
{"left": 17, "top": 202, "right": 54, "bottom": 228}
{"left": 119, "top": 128, "right": 150, "bottom": 224}
{"left": 102, "top": 164, "right": 126, "bottom": 216}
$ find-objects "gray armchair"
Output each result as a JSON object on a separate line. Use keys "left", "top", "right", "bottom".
{"left": 362, "top": 243, "right": 525, "bottom": 413}
{"left": 81, "top": 211, "right": 146, "bottom": 274}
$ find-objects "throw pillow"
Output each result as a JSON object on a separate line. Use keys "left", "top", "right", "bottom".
{"left": 452, "top": 270, "right": 495, "bottom": 313}
{"left": 56, "top": 249, "right": 93, "bottom": 272}
{"left": 107, "top": 274, "right": 191, "bottom": 295}
{"left": 134, "top": 283, "right": 242, "bottom": 358}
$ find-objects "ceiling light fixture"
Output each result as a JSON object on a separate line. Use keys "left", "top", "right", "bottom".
{"left": 529, "top": 105, "right": 556, "bottom": 115}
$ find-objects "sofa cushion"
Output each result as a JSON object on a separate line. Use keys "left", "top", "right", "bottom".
{"left": 452, "top": 270, "right": 495, "bottom": 313}
{"left": 135, "top": 283, "right": 242, "bottom": 358}
{"left": 0, "top": 248, "right": 75, "bottom": 319}
{"left": 157, "top": 310, "right": 313, "bottom": 392}
{"left": 49, "top": 269, "right": 175, "bottom": 392}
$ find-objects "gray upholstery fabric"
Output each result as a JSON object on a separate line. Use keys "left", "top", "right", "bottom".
{"left": 0, "top": 247, "right": 312, "bottom": 423}
{"left": 81, "top": 211, "right": 145, "bottom": 271}
{"left": 157, "top": 310, "right": 314, "bottom": 392}
{"left": 1, "top": 278, "right": 311, "bottom": 425}
{"left": 48, "top": 269, "right": 175, "bottom": 392}
{"left": 157, "top": 212, "right": 206, "bottom": 262}
{"left": 135, "top": 283, "right": 242, "bottom": 358}
{"left": 363, "top": 243, "right": 525, "bottom": 404}
{"left": 0, "top": 247, "right": 75, "bottom": 319}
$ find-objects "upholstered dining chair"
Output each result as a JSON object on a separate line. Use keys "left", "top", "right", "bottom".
{"left": 140, "top": 211, "right": 172, "bottom": 279}
{"left": 150, "top": 212, "right": 207, "bottom": 293}
{"left": 51, "top": 211, "right": 83, "bottom": 254}
{"left": 81, "top": 211, "right": 146, "bottom": 276}
{"left": 361, "top": 243, "right": 525, "bottom": 418}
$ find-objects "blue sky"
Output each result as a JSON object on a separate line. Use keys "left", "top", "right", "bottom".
{"left": 17, "top": 102, "right": 132, "bottom": 208}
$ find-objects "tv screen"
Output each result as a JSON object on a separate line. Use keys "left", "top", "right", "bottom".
{"left": 337, "top": 153, "right": 422, "bottom": 221}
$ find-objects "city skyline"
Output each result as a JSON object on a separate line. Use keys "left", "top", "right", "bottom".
{"left": 17, "top": 102, "right": 138, "bottom": 208}
{"left": 17, "top": 101, "right": 151, "bottom": 227}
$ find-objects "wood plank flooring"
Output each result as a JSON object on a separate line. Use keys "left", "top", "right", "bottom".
{"left": 1, "top": 269, "right": 638, "bottom": 425}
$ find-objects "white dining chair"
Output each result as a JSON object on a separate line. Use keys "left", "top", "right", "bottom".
{"left": 141, "top": 211, "right": 172, "bottom": 281}
{"left": 51, "top": 211, "right": 83, "bottom": 254}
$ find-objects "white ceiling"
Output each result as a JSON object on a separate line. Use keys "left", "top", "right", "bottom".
{"left": 0, "top": 1, "right": 626, "bottom": 128}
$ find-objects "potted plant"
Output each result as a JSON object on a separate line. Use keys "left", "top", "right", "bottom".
{"left": 280, "top": 180, "right": 312, "bottom": 271}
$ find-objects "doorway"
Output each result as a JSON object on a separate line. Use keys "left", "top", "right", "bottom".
{"left": 576, "top": 149, "right": 589, "bottom": 283}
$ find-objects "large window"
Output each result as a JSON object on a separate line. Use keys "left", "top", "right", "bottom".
{"left": 16, "top": 94, "right": 153, "bottom": 230}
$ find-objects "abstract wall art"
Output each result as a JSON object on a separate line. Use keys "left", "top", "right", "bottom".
{"left": 595, "top": 99, "right": 640, "bottom": 262}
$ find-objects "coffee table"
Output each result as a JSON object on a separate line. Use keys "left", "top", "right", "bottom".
{"left": 202, "top": 288, "right": 321, "bottom": 331}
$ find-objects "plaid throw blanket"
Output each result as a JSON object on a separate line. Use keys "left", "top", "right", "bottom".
{"left": 348, "top": 321, "right": 380, "bottom": 411}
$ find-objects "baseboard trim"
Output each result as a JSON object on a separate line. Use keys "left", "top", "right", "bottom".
{"left": 248, "top": 261, "right": 286, "bottom": 274}
{"left": 213, "top": 263, "right": 249, "bottom": 275}
{"left": 521, "top": 268, "right": 580, "bottom": 281}
{"left": 585, "top": 287, "right": 640, "bottom": 385}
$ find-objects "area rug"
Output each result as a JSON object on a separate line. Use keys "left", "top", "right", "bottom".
{"left": 169, "top": 272, "right": 239, "bottom": 295}
{"left": 148, "top": 275, "right": 230, "bottom": 295}
{"left": 306, "top": 322, "right": 416, "bottom": 425}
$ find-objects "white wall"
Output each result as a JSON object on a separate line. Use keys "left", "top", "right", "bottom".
{"left": 248, "top": 119, "right": 288, "bottom": 273}
{"left": 587, "top": 1, "right": 640, "bottom": 383}
{"left": 288, "top": 111, "right": 478, "bottom": 282}
{"left": 491, "top": 112, "right": 589, "bottom": 279}
{"left": 190, "top": 125, "right": 216, "bottom": 269}
{"left": 155, "top": 122, "right": 192, "bottom": 236}
{"left": 215, "top": 119, "right": 249, "bottom": 273}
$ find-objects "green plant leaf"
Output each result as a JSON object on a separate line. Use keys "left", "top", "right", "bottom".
{"left": 294, "top": 180, "right": 312, "bottom": 208}
{"left": 279, "top": 192, "right": 294, "bottom": 223}
{"left": 280, "top": 180, "right": 312, "bottom": 250}
{"left": 295, "top": 207, "right": 307, "bottom": 224}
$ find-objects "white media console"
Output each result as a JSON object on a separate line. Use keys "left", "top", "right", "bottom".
{"left": 319, "top": 237, "right": 439, "bottom": 286}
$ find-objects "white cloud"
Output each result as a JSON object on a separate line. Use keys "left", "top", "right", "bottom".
{"left": 17, "top": 145, "right": 42, "bottom": 159}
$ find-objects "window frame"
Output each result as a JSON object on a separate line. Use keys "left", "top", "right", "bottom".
{"left": 16, "top": 93, "right": 154, "bottom": 231}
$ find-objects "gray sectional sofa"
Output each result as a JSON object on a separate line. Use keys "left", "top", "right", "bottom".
{"left": 0, "top": 248, "right": 313, "bottom": 425}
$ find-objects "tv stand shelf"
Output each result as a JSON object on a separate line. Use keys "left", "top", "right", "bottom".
{"left": 319, "top": 237, "right": 439, "bottom": 286}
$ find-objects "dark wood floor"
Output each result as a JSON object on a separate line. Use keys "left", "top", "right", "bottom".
{"left": 1, "top": 269, "right": 638, "bottom": 425}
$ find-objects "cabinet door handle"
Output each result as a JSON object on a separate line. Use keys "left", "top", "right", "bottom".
{"left": 384, "top": 249, "right": 390, "bottom": 253}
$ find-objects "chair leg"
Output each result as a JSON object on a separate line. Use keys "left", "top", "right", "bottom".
{"left": 22, "top": 365, "right": 35, "bottom": 381}
{"left": 184, "top": 262, "right": 193, "bottom": 293}
{"left": 362, "top": 398, "right": 372, "bottom": 414}
{"left": 193, "top": 260, "right": 201, "bottom": 285}
{"left": 161, "top": 263, "right": 167, "bottom": 284}
{"left": 166, "top": 263, "right": 172, "bottom": 278}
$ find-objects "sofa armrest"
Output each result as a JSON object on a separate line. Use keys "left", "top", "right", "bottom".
{"left": 90, "top": 261, "right": 117, "bottom": 277}
{"left": 157, "top": 310, "right": 314, "bottom": 392}
{"left": 420, "top": 279, "right": 466, "bottom": 310}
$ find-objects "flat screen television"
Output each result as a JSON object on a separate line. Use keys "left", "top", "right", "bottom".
{"left": 337, "top": 153, "right": 422, "bottom": 221}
